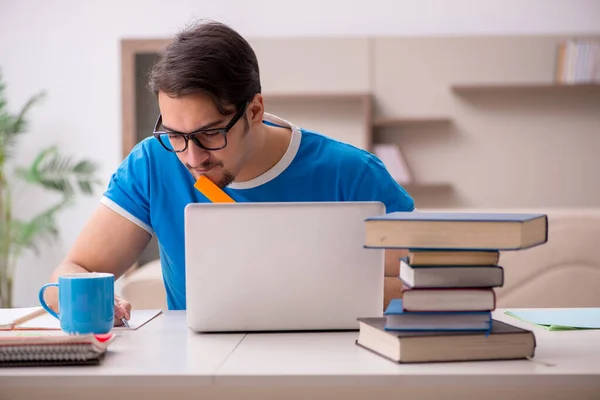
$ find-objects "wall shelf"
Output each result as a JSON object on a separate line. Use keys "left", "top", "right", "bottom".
{"left": 259, "top": 92, "right": 374, "bottom": 151}
{"left": 373, "top": 117, "right": 452, "bottom": 128}
{"left": 119, "top": 34, "right": 600, "bottom": 269}
{"left": 451, "top": 82, "right": 600, "bottom": 94}
{"left": 400, "top": 182, "right": 453, "bottom": 191}
{"left": 263, "top": 93, "right": 371, "bottom": 102}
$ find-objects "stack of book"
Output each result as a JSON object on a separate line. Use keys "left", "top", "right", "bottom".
{"left": 555, "top": 39, "right": 600, "bottom": 84}
{"left": 356, "top": 211, "right": 547, "bottom": 364}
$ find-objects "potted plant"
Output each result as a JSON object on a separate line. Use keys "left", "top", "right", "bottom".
{"left": 0, "top": 71, "right": 102, "bottom": 308}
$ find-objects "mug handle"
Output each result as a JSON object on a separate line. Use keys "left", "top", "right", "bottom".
{"left": 38, "top": 283, "right": 60, "bottom": 320}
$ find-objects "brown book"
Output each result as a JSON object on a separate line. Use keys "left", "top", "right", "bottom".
{"left": 555, "top": 41, "right": 567, "bottom": 83}
{"left": 356, "top": 317, "right": 536, "bottom": 363}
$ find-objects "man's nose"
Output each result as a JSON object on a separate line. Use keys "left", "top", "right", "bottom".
{"left": 186, "top": 141, "right": 210, "bottom": 167}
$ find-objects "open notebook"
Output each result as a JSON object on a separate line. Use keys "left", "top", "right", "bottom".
{"left": 0, "top": 307, "right": 163, "bottom": 331}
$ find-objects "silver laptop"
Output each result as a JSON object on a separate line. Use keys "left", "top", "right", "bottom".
{"left": 184, "top": 201, "right": 386, "bottom": 332}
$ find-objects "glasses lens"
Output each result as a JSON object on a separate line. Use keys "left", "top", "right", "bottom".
{"left": 159, "top": 134, "right": 187, "bottom": 152}
{"left": 191, "top": 132, "right": 226, "bottom": 150}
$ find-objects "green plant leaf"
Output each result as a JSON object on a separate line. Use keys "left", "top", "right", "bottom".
{"left": 15, "top": 146, "right": 101, "bottom": 196}
{"left": 0, "top": 75, "right": 7, "bottom": 113}
{"left": 10, "top": 91, "right": 46, "bottom": 137}
{"left": 0, "top": 71, "right": 46, "bottom": 163}
{"left": 0, "top": 184, "right": 12, "bottom": 269}
{"left": 0, "top": 71, "right": 103, "bottom": 280}
{"left": 10, "top": 198, "right": 71, "bottom": 257}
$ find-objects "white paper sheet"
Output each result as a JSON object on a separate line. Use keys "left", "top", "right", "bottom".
{"left": 0, "top": 307, "right": 45, "bottom": 328}
{"left": 16, "top": 309, "right": 163, "bottom": 330}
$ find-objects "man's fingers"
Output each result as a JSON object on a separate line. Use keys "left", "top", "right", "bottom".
{"left": 115, "top": 297, "right": 132, "bottom": 320}
{"left": 123, "top": 305, "right": 131, "bottom": 320}
{"left": 121, "top": 300, "right": 132, "bottom": 320}
{"left": 114, "top": 304, "right": 125, "bottom": 319}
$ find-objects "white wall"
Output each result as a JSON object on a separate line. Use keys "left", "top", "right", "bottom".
{"left": 1, "top": 0, "right": 599, "bottom": 306}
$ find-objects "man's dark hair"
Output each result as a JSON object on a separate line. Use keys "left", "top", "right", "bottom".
{"left": 148, "top": 20, "right": 261, "bottom": 115}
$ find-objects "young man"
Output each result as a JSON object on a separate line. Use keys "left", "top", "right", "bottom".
{"left": 47, "top": 20, "right": 415, "bottom": 323}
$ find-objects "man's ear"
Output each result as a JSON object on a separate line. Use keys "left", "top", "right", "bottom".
{"left": 248, "top": 94, "right": 265, "bottom": 125}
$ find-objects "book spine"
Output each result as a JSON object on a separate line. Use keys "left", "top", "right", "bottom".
{"left": 402, "top": 288, "right": 496, "bottom": 313}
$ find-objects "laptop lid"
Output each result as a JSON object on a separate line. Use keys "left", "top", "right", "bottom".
{"left": 184, "top": 201, "right": 386, "bottom": 332}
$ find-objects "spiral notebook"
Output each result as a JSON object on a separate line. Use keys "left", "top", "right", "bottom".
{"left": 0, "top": 331, "right": 115, "bottom": 367}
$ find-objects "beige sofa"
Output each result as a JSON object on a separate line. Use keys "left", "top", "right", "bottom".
{"left": 494, "top": 208, "right": 600, "bottom": 308}
{"left": 120, "top": 258, "right": 168, "bottom": 309}
{"left": 119, "top": 208, "right": 600, "bottom": 310}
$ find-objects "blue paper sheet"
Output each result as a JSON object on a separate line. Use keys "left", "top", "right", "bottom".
{"left": 505, "top": 308, "right": 600, "bottom": 330}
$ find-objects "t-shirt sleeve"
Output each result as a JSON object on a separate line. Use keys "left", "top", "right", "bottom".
{"left": 353, "top": 155, "right": 415, "bottom": 213}
{"left": 100, "top": 141, "right": 153, "bottom": 235}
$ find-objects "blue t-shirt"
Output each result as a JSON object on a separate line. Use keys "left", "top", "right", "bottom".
{"left": 102, "top": 113, "right": 414, "bottom": 310}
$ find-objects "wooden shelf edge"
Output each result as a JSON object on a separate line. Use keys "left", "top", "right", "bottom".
{"left": 399, "top": 182, "right": 453, "bottom": 191}
{"left": 262, "top": 92, "right": 371, "bottom": 101}
{"left": 373, "top": 117, "right": 452, "bottom": 128}
{"left": 121, "top": 38, "right": 172, "bottom": 53}
{"left": 451, "top": 82, "right": 600, "bottom": 93}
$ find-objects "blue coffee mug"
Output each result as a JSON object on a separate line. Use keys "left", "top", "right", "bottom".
{"left": 39, "top": 272, "right": 115, "bottom": 334}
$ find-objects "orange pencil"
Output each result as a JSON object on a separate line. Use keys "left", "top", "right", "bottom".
{"left": 194, "top": 175, "right": 235, "bottom": 203}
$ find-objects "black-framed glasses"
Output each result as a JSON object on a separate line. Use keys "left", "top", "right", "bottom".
{"left": 152, "top": 102, "right": 248, "bottom": 152}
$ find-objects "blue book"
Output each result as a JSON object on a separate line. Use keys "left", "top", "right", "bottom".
{"left": 383, "top": 299, "right": 492, "bottom": 332}
{"left": 364, "top": 211, "right": 548, "bottom": 250}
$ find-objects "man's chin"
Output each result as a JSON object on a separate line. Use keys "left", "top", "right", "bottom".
{"left": 192, "top": 170, "right": 222, "bottom": 186}
{"left": 190, "top": 167, "right": 234, "bottom": 189}
{"left": 192, "top": 170, "right": 216, "bottom": 181}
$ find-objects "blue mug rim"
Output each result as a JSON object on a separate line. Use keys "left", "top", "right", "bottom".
{"left": 58, "top": 272, "right": 114, "bottom": 280}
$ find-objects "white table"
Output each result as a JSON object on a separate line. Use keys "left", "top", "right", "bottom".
{"left": 1, "top": 309, "right": 599, "bottom": 399}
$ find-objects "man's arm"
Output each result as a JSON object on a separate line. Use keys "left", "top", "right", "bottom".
{"left": 383, "top": 248, "right": 408, "bottom": 309}
{"left": 46, "top": 204, "right": 152, "bottom": 319}
{"left": 385, "top": 248, "right": 407, "bottom": 277}
{"left": 350, "top": 154, "right": 416, "bottom": 309}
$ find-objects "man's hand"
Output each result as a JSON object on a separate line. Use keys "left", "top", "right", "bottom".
{"left": 114, "top": 296, "right": 132, "bottom": 326}
{"left": 48, "top": 204, "right": 150, "bottom": 326}
{"left": 385, "top": 248, "right": 408, "bottom": 277}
